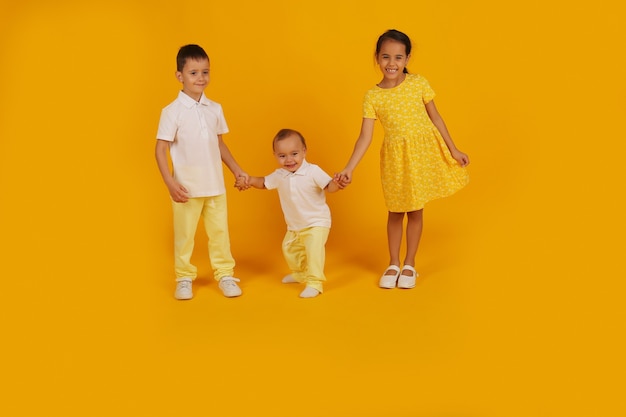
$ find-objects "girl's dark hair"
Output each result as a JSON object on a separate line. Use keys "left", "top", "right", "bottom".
{"left": 375, "top": 29, "right": 412, "bottom": 74}
{"left": 176, "top": 44, "right": 209, "bottom": 71}
{"left": 273, "top": 128, "right": 307, "bottom": 151}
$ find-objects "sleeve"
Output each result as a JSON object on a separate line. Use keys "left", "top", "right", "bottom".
{"left": 362, "top": 90, "right": 377, "bottom": 119}
{"left": 216, "top": 104, "right": 229, "bottom": 135}
{"left": 421, "top": 76, "right": 436, "bottom": 104}
{"left": 156, "top": 107, "right": 177, "bottom": 141}
{"left": 264, "top": 170, "right": 280, "bottom": 190}
{"left": 311, "top": 165, "right": 333, "bottom": 190}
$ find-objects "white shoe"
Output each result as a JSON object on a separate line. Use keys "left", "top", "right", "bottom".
{"left": 282, "top": 274, "right": 297, "bottom": 283}
{"left": 299, "top": 286, "right": 320, "bottom": 298}
{"left": 175, "top": 278, "right": 193, "bottom": 300}
{"left": 397, "top": 265, "right": 418, "bottom": 289}
{"left": 219, "top": 277, "right": 242, "bottom": 297}
{"left": 379, "top": 265, "right": 401, "bottom": 288}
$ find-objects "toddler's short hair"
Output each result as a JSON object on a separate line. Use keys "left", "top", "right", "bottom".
{"left": 273, "top": 128, "right": 307, "bottom": 151}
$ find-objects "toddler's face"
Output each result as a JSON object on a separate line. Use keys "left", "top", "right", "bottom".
{"left": 176, "top": 58, "right": 210, "bottom": 101}
{"left": 273, "top": 134, "right": 306, "bottom": 173}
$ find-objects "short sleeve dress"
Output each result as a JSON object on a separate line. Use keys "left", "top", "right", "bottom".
{"left": 363, "top": 73, "right": 469, "bottom": 212}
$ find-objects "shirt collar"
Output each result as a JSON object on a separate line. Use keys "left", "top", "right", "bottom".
{"left": 177, "top": 91, "right": 210, "bottom": 108}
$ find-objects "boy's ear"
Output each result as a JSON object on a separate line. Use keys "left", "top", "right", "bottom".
{"left": 175, "top": 71, "right": 183, "bottom": 82}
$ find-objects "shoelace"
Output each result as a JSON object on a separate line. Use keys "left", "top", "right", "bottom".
{"left": 178, "top": 281, "right": 191, "bottom": 290}
{"left": 221, "top": 278, "right": 240, "bottom": 288}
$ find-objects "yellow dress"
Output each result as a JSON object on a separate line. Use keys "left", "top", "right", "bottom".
{"left": 363, "top": 73, "right": 469, "bottom": 212}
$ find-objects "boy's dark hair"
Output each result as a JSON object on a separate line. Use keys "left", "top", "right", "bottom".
{"left": 176, "top": 44, "right": 209, "bottom": 71}
{"left": 273, "top": 128, "right": 307, "bottom": 151}
{"left": 375, "top": 29, "right": 412, "bottom": 74}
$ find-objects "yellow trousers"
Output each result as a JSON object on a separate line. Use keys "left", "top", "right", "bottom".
{"left": 172, "top": 194, "right": 235, "bottom": 281}
{"left": 282, "top": 226, "right": 330, "bottom": 292}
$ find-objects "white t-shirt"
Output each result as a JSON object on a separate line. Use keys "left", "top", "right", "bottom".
{"left": 156, "top": 91, "right": 229, "bottom": 197}
{"left": 264, "top": 160, "right": 332, "bottom": 231}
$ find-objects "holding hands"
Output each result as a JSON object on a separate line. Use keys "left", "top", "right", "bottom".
{"left": 234, "top": 173, "right": 250, "bottom": 191}
{"left": 333, "top": 171, "right": 352, "bottom": 189}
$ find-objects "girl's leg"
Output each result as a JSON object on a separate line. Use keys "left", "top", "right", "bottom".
{"left": 385, "top": 211, "right": 405, "bottom": 274}
{"left": 402, "top": 209, "right": 423, "bottom": 273}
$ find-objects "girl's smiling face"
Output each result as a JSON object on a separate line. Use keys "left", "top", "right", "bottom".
{"left": 376, "top": 40, "right": 410, "bottom": 86}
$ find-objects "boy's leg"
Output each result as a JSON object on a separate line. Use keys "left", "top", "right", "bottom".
{"left": 282, "top": 230, "right": 306, "bottom": 283}
{"left": 299, "top": 227, "right": 330, "bottom": 293}
{"left": 172, "top": 198, "right": 203, "bottom": 280}
{"left": 201, "top": 194, "right": 236, "bottom": 281}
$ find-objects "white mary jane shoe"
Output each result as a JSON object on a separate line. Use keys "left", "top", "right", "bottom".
{"left": 397, "top": 265, "right": 418, "bottom": 289}
{"left": 379, "top": 265, "right": 401, "bottom": 289}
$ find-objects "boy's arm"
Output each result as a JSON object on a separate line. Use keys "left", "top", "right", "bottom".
{"left": 218, "top": 135, "right": 249, "bottom": 183}
{"left": 155, "top": 140, "right": 189, "bottom": 202}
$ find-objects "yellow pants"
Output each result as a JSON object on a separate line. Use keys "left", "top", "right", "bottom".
{"left": 172, "top": 194, "right": 235, "bottom": 281}
{"left": 282, "top": 226, "right": 330, "bottom": 292}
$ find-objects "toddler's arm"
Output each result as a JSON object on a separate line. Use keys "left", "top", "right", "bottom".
{"left": 155, "top": 140, "right": 189, "bottom": 202}
{"left": 326, "top": 177, "right": 343, "bottom": 193}
{"left": 246, "top": 176, "right": 266, "bottom": 190}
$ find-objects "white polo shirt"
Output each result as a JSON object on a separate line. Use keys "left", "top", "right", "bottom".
{"left": 264, "top": 160, "right": 333, "bottom": 231}
{"left": 156, "top": 91, "right": 229, "bottom": 197}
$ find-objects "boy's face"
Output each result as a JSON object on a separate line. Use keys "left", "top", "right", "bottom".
{"left": 176, "top": 58, "right": 210, "bottom": 101}
{"left": 274, "top": 134, "right": 306, "bottom": 173}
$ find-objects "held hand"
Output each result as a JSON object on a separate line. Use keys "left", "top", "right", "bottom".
{"left": 334, "top": 171, "right": 352, "bottom": 189}
{"left": 168, "top": 181, "right": 189, "bottom": 203}
{"left": 234, "top": 173, "right": 250, "bottom": 191}
{"left": 451, "top": 149, "right": 470, "bottom": 167}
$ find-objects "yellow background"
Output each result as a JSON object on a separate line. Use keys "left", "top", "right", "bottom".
{"left": 1, "top": 1, "right": 625, "bottom": 416}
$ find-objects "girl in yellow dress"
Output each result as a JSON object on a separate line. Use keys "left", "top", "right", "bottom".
{"left": 337, "top": 29, "right": 470, "bottom": 289}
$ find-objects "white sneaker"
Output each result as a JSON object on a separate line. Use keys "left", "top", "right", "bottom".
{"left": 219, "top": 277, "right": 242, "bottom": 297}
{"left": 175, "top": 278, "right": 193, "bottom": 300}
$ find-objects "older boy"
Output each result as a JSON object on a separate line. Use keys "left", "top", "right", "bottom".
{"left": 156, "top": 44, "right": 247, "bottom": 300}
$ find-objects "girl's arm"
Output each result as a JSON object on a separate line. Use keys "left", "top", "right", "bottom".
{"left": 337, "top": 118, "right": 376, "bottom": 184}
{"left": 155, "top": 140, "right": 189, "bottom": 202}
{"left": 218, "top": 135, "right": 250, "bottom": 182}
{"left": 425, "top": 101, "right": 469, "bottom": 167}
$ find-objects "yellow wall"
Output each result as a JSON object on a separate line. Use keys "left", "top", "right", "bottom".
{"left": 1, "top": 1, "right": 625, "bottom": 416}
